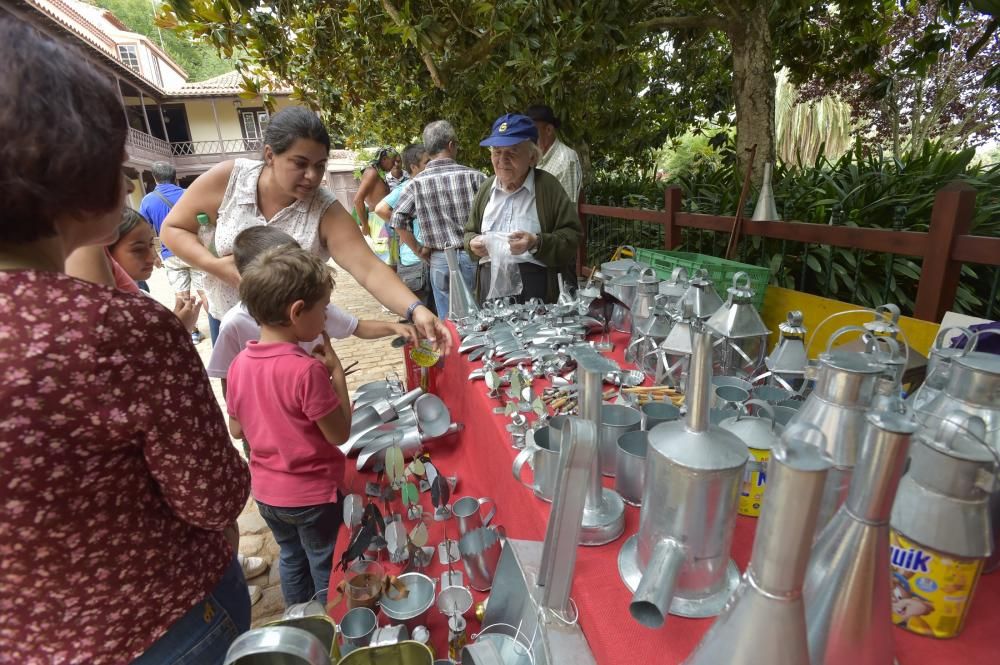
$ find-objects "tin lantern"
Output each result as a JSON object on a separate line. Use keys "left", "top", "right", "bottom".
{"left": 653, "top": 301, "right": 696, "bottom": 392}
{"left": 705, "top": 272, "right": 770, "bottom": 381}
{"left": 753, "top": 311, "right": 809, "bottom": 393}
{"left": 657, "top": 266, "right": 689, "bottom": 310}
{"left": 680, "top": 268, "right": 723, "bottom": 320}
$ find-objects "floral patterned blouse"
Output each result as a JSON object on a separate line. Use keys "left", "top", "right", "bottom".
{"left": 0, "top": 270, "right": 250, "bottom": 664}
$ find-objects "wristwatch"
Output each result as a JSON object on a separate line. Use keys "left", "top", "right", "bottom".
{"left": 405, "top": 301, "right": 424, "bottom": 322}
{"left": 528, "top": 234, "right": 541, "bottom": 255}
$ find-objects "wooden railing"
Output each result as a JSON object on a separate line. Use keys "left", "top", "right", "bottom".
{"left": 170, "top": 139, "right": 262, "bottom": 156}
{"left": 125, "top": 128, "right": 171, "bottom": 156}
{"left": 577, "top": 183, "right": 1000, "bottom": 323}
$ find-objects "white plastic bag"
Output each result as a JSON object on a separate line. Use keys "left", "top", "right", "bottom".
{"left": 483, "top": 232, "right": 523, "bottom": 300}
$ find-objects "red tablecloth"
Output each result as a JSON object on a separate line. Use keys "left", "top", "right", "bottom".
{"left": 331, "top": 324, "right": 999, "bottom": 664}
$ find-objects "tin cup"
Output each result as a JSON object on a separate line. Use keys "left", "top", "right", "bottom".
{"left": 640, "top": 402, "right": 681, "bottom": 431}
{"left": 598, "top": 404, "right": 642, "bottom": 476}
{"left": 615, "top": 430, "right": 648, "bottom": 506}
{"left": 340, "top": 606, "right": 377, "bottom": 649}
{"left": 344, "top": 559, "right": 385, "bottom": 611}
{"left": 452, "top": 496, "right": 496, "bottom": 536}
{"left": 512, "top": 426, "right": 561, "bottom": 502}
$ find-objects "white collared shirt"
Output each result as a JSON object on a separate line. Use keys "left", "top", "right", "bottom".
{"left": 205, "top": 159, "right": 336, "bottom": 318}
{"left": 481, "top": 169, "right": 544, "bottom": 266}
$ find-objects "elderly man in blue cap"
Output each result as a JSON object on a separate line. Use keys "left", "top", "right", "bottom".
{"left": 464, "top": 113, "right": 581, "bottom": 304}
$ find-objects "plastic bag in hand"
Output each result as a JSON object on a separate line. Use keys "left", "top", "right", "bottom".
{"left": 483, "top": 232, "right": 523, "bottom": 300}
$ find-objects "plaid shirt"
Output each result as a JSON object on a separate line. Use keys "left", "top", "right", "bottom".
{"left": 389, "top": 157, "right": 486, "bottom": 250}
{"left": 537, "top": 138, "right": 583, "bottom": 203}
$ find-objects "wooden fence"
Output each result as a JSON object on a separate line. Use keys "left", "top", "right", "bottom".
{"left": 576, "top": 183, "right": 1000, "bottom": 323}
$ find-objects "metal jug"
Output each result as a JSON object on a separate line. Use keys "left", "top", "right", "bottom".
{"left": 606, "top": 267, "right": 641, "bottom": 333}
{"left": 679, "top": 268, "right": 722, "bottom": 320}
{"left": 803, "top": 411, "right": 918, "bottom": 665}
{"left": 907, "top": 326, "right": 974, "bottom": 412}
{"left": 915, "top": 348, "right": 1000, "bottom": 571}
{"left": 705, "top": 272, "right": 770, "bottom": 380}
{"left": 890, "top": 412, "right": 996, "bottom": 638}
{"left": 618, "top": 327, "right": 748, "bottom": 627}
{"left": 787, "top": 332, "right": 883, "bottom": 536}
{"left": 753, "top": 311, "right": 809, "bottom": 393}
{"left": 684, "top": 423, "right": 830, "bottom": 665}
{"left": 628, "top": 294, "right": 674, "bottom": 377}
{"left": 626, "top": 268, "right": 661, "bottom": 362}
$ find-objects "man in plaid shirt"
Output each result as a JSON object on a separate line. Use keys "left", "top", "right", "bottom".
{"left": 390, "top": 120, "right": 486, "bottom": 316}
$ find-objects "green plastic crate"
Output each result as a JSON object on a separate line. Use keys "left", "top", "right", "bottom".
{"left": 634, "top": 248, "right": 769, "bottom": 310}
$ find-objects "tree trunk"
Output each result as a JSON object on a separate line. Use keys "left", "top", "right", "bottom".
{"left": 729, "top": 1, "right": 775, "bottom": 188}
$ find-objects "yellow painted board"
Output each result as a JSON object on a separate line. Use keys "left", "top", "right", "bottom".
{"left": 760, "top": 286, "right": 939, "bottom": 359}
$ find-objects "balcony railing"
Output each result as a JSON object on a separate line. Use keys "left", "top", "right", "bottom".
{"left": 126, "top": 127, "right": 171, "bottom": 156}
{"left": 170, "top": 139, "right": 262, "bottom": 157}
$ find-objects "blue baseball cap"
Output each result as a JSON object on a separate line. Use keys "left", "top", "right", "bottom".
{"left": 479, "top": 113, "right": 539, "bottom": 147}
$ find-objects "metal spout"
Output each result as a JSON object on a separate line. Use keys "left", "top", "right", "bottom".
{"left": 537, "top": 417, "right": 599, "bottom": 616}
{"left": 751, "top": 162, "right": 780, "bottom": 221}
{"left": 629, "top": 539, "right": 685, "bottom": 628}
{"left": 445, "top": 246, "right": 479, "bottom": 320}
{"left": 803, "top": 410, "right": 917, "bottom": 665}
{"left": 686, "top": 328, "right": 712, "bottom": 433}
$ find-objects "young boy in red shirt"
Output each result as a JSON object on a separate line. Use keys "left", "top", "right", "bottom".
{"left": 225, "top": 246, "right": 351, "bottom": 606}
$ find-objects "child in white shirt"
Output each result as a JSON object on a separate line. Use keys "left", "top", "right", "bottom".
{"left": 207, "top": 226, "right": 416, "bottom": 384}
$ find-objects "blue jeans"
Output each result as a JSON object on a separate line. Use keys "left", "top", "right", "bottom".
{"left": 429, "top": 250, "right": 476, "bottom": 318}
{"left": 132, "top": 554, "right": 250, "bottom": 665}
{"left": 257, "top": 498, "right": 342, "bottom": 606}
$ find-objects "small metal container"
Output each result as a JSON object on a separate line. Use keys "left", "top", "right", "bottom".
{"left": 598, "top": 404, "right": 642, "bottom": 476}
{"left": 640, "top": 401, "right": 680, "bottom": 430}
{"left": 615, "top": 430, "right": 649, "bottom": 506}
{"left": 380, "top": 573, "right": 436, "bottom": 633}
{"left": 224, "top": 626, "right": 329, "bottom": 665}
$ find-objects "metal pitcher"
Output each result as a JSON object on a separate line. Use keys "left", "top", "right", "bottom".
{"left": 906, "top": 326, "right": 974, "bottom": 411}
{"left": 619, "top": 327, "right": 748, "bottom": 627}
{"left": 803, "top": 411, "right": 918, "bottom": 665}
{"left": 786, "top": 332, "right": 883, "bottom": 536}
{"left": 685, "top": 423, "right": 830, "bottom": 665}
{"left": 605, "top": 265, "right": 641, "bottom": 333}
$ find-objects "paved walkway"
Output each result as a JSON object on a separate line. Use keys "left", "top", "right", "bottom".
{"left": 145, "top": 260, "right": 405, "bottom": 626}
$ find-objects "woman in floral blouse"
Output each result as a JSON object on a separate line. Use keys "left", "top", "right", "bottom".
{"left": 0, "top": 18, "right": 251, "bottom": 665}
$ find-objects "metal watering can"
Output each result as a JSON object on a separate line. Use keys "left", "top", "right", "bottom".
{"left": 618, "top": 326, "right": 748, "bottom": 628}
{"left": 906, "top": 326, "right": 975, "bottom": 411}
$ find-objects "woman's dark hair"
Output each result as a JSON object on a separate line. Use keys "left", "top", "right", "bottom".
{"left": 263, "top": 107, "right": 331, "bottom": 156}
{"left": 232, "top": 226, "right": 300, "bottom": 274}
{"left": 0, "top": 17, "right": 128, "bottom": 243}
{"left": 109, "top": 208, "right": 150, "bottom": 251}
{"left": 401, "top": 143, "right": 428, "bottom": 174}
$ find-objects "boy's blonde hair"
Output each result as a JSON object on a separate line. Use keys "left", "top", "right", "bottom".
{"left": 239, "top": 246, "right": 335, "bottom": 326}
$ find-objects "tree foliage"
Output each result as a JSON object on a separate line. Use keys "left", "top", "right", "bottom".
{"left": 90, "top": 0, "right": 231, "bottom": 81}
{"left": 798, "top": 1, "right": 1000, "bottom": 156}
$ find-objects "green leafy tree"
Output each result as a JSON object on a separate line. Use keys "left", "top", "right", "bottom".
{"left": 156, "top": 1, "right": 906, "bottom": 182}
{"left": 90, "top": 0, "right": 231, "bottom": 81}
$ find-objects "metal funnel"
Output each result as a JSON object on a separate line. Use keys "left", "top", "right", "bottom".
{"left": 685, "top": 423, "right": 830, "bottom": 665}
{"left": 803, "top": 411, "right": 917, "bottom": 665}
{"left": 620, "top": 328, "right": 748, "bottom": 627}
{"left": 751, "top": 162, "right": 780, "bottom": 221}
{"left": 445, "top": 246, "right": 479, "bottom": 321}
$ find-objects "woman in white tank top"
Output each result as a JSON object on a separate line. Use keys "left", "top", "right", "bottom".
{"left": 160, "top": 107, "right": 450, "bottom": 353}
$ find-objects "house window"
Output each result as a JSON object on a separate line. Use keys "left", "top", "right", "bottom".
{"left": 149, "top": 57, "right": 163, "bottom": 86}
{"left": 239, "top": 108, "right": 269, "bottom": 151}
{"left": 118, "top": 44, "right": 140, "bottom": 73}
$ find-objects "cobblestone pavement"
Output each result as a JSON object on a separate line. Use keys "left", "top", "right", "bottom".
{"left": 146, "top": 260, "right": 406, "bottom": 626}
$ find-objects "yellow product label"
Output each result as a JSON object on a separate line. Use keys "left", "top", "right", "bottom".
{"left": 738, "top": 447, "right": 770, "bottom": 517}
{"left": 409, "top": 340, "right": 441, "bottom": 368}
{"left": 889, "top": 529, "right": 984, "bottom": 639}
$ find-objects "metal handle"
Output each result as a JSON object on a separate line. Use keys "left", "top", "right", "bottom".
{"left": 823, "top": 323, "right": 870, "bottom": 354}
{"left": 934, "top": 325, "right": 973, "bottom": 352}
{"left": 739, "top": 398, "right": 778, "bottom": 432}
{"left": 669, "top": 266, "right": 689, "bottom": 284}
{"left": 731, "top": 270, "right": 752, "bottom": 291}
{"left": 512, "top": 448, "right": 536, "bottom": 490}
{"left": 957, "top": 328, "right": 998, "bottom": 357}
{"left": 479, "top": 497, "right": 496, "bottom": 527}
{"left": 773, "top": 420, "right": 828, "bottom": 462}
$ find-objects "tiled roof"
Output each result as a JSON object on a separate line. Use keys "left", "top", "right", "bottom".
{"left": 170, "top": 70, "right": 292, "bottom": 97}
